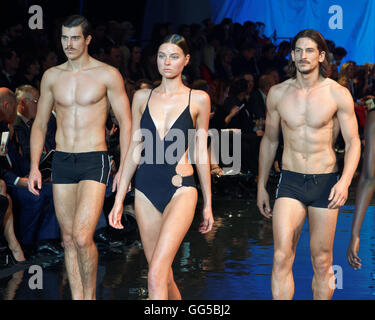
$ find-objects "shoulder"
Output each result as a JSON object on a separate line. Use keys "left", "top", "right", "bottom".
{"left": 93, "top": 61, "right": 123, "bottom": 83}
{"left": 133, "top": 88, "right": 152, "bottom": 103}
{"left": 41, "top": 65, "right": 61, "bottom": 83}
{"left": 132, "top": 88, "right": 152, "bottom": 112}
{"left": 270, "top": 79, "right": 293, "bottom": 98}
{"left": 266, "top": 79, "right": 292, "bottom": 109}
{"left": 190, "top": 89, "right": 210, "bottom": 110}
{"left": 328, "top": 78, "right": 351, "bottom": 96}
{"left": 328, "top": 78, "right": 353, "bottom": 107}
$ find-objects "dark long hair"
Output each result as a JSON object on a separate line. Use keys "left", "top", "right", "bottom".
{"left": 287, "top": 29, "right": 330, "bottom": 78}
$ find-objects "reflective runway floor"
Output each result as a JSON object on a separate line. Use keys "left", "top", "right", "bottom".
{"left": 1, "top": 176, "right": 375, "bottom": 300}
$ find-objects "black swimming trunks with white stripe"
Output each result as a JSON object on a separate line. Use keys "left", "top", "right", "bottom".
{"left": 51, "top": 151, "right": 111, "bottom": 185}
{"left": 275, "top": 170, "right": 339, "bottom": 208}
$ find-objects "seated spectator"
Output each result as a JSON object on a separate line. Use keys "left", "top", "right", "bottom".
{"left": 39, "top": 49, "right": 58, "bottom": 74}
{"left": 222, "top": 79, "right": 260, "bottom": 176}
{"left": 232, "top": 42, "right": 259, "bottom": 78}
{"left": 0, "top": 87, "right": 60, "bottom": 253}
{"left": 333, "top": 46, "right": 347, "bottom": 67}
{"left": 0, "top": 48, "right": 20, "bottom": 91}
{"left": 338, "top": 61, "right": 357, "bottom": 99}
{"left": 13, "top": 85, "right": 39, "bottom": 161}
{"left": 215, "top": 46, "right": 234, "bottom": 81}
{"left": 14, "top": 55, "right": 41, "bottom": 90}
{"left": 126, "top": 43, "right": 146, "bottom": 82}
{"left": 329, "top": 62, "right": 339, "bottom": 81}
{"left": 105, "top": 45, "right": 126, "bottom": 79}
{"left": 248, "top": 74, "right": 273, "bottom": 133}
{"left": 274, "top": 40, "right": 291, "bottom": 81}
{"left": 208, "top": 79, "right": 230, "bottom": 130}
{"left": 142, "top": 45, "right": 160, "bottom": 82}
{"left": 258, "top": 43, "right": 277, "bottom": 74}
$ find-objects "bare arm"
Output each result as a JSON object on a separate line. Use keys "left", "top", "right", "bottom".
{"left": 28, "top": 68, "right": 55, "bottom": 195}
{"left": 105, "top": 67, "right": 132, "bottom": 190}
{"left": 108, "top": 89, "right": 148, "bottom": 229}
{"left": 193, "top": 90, "right": 214, "bottom": 234}
{"left": 257, "top": 85, "right": 281, "bottom": 218}
{"left": 328, "top": 85, "right": 361, "bottom": 209}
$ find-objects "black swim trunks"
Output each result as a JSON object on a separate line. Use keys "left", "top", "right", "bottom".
{"left": 52, "top": 151, "right": 111, "bottom": 185}
{"left": 275, "top": 170, "right": 339, "bottom": 208}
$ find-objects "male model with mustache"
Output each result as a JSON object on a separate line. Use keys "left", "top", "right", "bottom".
{"left": 257, "top": 29, "right": 360, "bottom": 300}
{"left": 28, "top": 15, "right": 132, "bottom": 300}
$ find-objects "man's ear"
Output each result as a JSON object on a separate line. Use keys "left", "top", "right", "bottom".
{"left": 86, "top": 34, "right": 92, "bottom": 46}
{"left": 319, "top": 50, "right": 326, "bottom": 63}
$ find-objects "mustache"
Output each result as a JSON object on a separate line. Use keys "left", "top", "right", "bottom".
{"left": 298, "top": 60, "right": 310, "bottom": 64}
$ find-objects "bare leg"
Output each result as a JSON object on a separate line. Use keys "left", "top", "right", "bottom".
{"left": 73, "top": 180, "right": 106, "bottom": 300}
{"left": 53, "top": 184, "right": 83, "bottom": 299}
{"left": 2, "top": 195, "right": 25, "bottom": 262}
{"left": 272, "top": 198, "right": 307, "bottom": 300}
{"left": 135, "top": 187, "right": 197, "bottom": 300}
{"left": 0, "top": 181, "right": 25, "bottom": 262}
{"left": 352, "top": 111, "right": 375, "bottom": 231}
{"left": 308, "top": 206, "right": 338, "bottom": 300}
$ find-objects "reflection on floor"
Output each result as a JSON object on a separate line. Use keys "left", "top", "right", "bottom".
{"left": 1, "top": 175, "right": 375, "bottom": 300}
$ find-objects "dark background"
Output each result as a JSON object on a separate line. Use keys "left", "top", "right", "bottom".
{"left": 1, "top": 0, "right": 147, "bottom": 38}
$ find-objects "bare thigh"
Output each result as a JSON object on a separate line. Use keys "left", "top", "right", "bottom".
{"left": 73, "top": 180, "right": 106, "bottom": 238}
{"left": 135, "top": 187, "right": 198, "bottom": 264}
{"left": 53, "top": 184, "right": 78, "bottom": 235}
{"left": 308, "top": 206, "right": 338, "bottom": 256}
{"left": 273, "top": 198, "right": 307, "bottom": 253}
{"left": 151, "top": 187, "right": 198, "bottom": 267}
{"left": 134, "top": 189, "right": 163, "bottom": 263}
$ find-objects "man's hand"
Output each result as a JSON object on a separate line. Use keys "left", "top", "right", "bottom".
{"left": 28, "top": 168, "right": 42, "bottom": 196}
{"left": 257, "top": 187, "right": 273, "bottom": 219}
{"left": 328, "top": 180, "right": 349, "bottom": 209}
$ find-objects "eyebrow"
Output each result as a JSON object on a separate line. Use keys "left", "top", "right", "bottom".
{"left": 295, "top": 46, "right": 316, "bottom": 50}
{"left": 158, "top": 51, "right": 179, "bottom": 55}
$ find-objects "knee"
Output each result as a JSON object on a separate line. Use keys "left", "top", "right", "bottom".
{"left": 273, "top": 249, "right": 294, "bottom": 272}
{"left": 148, "top": 264, "right": 167, "bottom": 291}
{"left": 73, "top": 232, "right": 94, "bottom": 250}
{"left": 311, "top": 252, "right": 332, "bottom": 275}
{"left": 61, "top": 234, "right": 75, "bottom": 249}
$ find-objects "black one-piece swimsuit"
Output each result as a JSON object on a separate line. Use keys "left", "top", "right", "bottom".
{"left": 135, "top": 88, "right": 196, "bottom": 213}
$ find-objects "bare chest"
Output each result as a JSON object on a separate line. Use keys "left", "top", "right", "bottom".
{"left": 278, "top": 88, "right": 337, "bottom": 129}
{"left": 52, "top": 71, "right": 107, "bottom": 107}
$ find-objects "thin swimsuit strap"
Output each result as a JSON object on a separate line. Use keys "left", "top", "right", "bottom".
{"left": 146, "top": 88, "right": 154, "bottom": 106}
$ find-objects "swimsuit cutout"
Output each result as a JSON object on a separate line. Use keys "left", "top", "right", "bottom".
{"left": 135, "top": 88, "right": 196, "bottom": 213}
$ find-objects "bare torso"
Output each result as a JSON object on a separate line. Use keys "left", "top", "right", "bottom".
{"left": 50, "top": 59, "right": 110, "bottom": 152}
{"left": 276, "top": 77, "right": 341, "bottom": 173}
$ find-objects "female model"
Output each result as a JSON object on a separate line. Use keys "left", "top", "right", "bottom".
{"left": 109, "top": 34, "right": 214, "bottom": 300}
